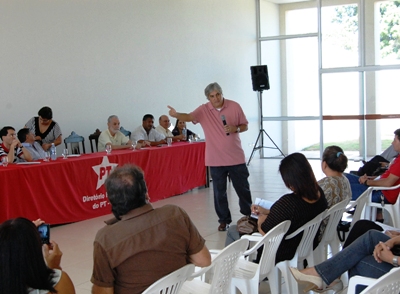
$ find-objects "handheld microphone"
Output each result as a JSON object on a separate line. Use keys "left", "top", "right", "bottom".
{"left": 221, "top": 115, "right": 230, "bottom": 136}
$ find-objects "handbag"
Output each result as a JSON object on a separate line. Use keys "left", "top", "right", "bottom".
{"left": 236, "top": 216, "right": 258, "bottom": 235}
{"left": 337, "top": 220, "right": 351, "bottom": 242}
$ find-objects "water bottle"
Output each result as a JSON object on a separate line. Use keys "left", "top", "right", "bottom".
{"left": 50, "top": 143, "right": 57, "bottom": 160}
{"left": 182, "top": 128, "right": 187, "bottom": 141}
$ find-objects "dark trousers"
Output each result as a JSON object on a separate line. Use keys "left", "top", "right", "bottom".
{"left": 210, "top": 163, "right": 252, "bottom": 224}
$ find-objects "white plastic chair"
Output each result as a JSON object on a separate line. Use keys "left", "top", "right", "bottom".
{"left": 314, "top": 199, "right": 350, "bottom": 263}
{"left": 230, "top": 220, "right": 291, "bottom": 294}
{"left": 142, "top": 264, "right": 195, "bottom": 294}
{"left": 363, "top": 183, "right": 400, "bottom": 228}
{"left": 341, "top": 188, "right": 370, "bottom": 244}
{"left": 274, "top": 210, "right": 326, "bottom": 294}
{"left": 347, "top": 267, "right": 400, "bottom": 294}
{"left": 179, "top": 238, "right": 249, "bottom": 294}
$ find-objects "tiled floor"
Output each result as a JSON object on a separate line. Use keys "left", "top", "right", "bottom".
{"left": 51, "top": 157, "right": 362, "bottom": 294}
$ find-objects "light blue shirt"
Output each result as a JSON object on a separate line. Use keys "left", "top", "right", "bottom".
{"left": 22, "top": 141, "right": 47, "bottom": 160}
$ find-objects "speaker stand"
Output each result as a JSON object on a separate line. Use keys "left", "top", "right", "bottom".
{"left": 247, "top": 91, "right": 285, "bottom": 166}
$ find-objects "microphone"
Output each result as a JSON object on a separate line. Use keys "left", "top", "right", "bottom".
{"left": 221, "top": 115, "right": 230, "bottom": 136}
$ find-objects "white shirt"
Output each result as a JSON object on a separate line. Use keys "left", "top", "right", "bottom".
{"left": 132, "top": 126, "right": 165, "bottom": 142}
{"left": 98, "top": 129, "right": 130, "bottom": 151}
{"left": 155, "top": 125, "right": 173, "bottom": 137}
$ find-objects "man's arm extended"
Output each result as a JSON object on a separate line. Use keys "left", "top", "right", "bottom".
{"left": 167, "top": 105, "right": 194, "bottom": 122}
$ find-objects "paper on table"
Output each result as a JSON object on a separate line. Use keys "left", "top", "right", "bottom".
{"left": 16, "top": 161, "right": 41, "bottom": 165}
{"left": 251, "top": 197, "right": 274, "bottom": 219}
{"left": 67, "top": 154, "right": 81, "bottom": 157}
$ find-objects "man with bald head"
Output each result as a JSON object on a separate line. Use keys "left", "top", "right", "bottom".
{"left": 98, "top": 115, "right": 133, "bottom": 152}
{"left": 155, "top": 115, "right": 183, "bottom": 141}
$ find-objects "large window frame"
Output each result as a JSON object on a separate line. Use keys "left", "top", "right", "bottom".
{"left": 256, "top": 0, "right": 400, "bottom": 159}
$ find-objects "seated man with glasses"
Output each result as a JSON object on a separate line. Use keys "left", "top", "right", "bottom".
{"left": 0, "top": 126, "right": 32, "bottom": 163}
{"left": 17, "top": 128, "right": 47, "bottom": 160}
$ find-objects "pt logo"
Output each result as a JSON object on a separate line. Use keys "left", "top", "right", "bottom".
{"left": 92, "top": 156, "right": 118, "bottom": 190}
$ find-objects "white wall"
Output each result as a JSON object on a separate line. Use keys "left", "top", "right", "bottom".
{"left": 0, "top": 0, "right": 259, "bottom": 156}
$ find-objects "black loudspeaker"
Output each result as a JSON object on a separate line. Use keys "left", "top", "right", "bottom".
{"left": 250, "top": 65, "right": 270, "bottom": 91}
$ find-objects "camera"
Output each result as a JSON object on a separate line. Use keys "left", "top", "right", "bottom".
{"left": 38, "top": 223, "right": 50, "bottom": 244}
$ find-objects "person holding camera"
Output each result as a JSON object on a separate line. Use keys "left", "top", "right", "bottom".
{"left": 0, "top": 217, "right": 75, "bottom": 294}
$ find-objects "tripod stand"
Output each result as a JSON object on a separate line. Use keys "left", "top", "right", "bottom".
{"left": 247, "top": 91, "right": 285, "bottom": 165}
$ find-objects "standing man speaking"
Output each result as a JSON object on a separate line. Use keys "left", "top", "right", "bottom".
{"left": 168, "top": 82, "right": 252, "bottom": 231}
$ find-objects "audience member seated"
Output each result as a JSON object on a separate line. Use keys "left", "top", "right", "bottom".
{"left": 155, "top": 115, "right": 183, "bottom": 141}
{"left": 17, "top": 128, "right": 47, "bottom": 160}
{"left": 132, "top": 114, "right": 166, "bottom": 146}
{"left": 91, "top": 164, "right": 211, "bottom": 294}
{"left": 172, "top": 119, "right": 196, "bottom": 141}
{"left": 317, "top": 146, "right": 352, "bottom": 240}
{"left": 290, "top": 229, "right": 400, "bottom": 293}
{"left": 98, "top": 115, "right": 133, "bottom": 151}
{"left": 0, "top": 126, "right": 32, "bottom": 163}
{"left": 24, "top": 106, "right": 62, "bottom": 151}
{"left": 344, "top": 129, "right": 400, "bottom": 220}
{"left": 356, "top": 144, "right": 399, "bottom": 176}
{"left": 0, "top": 217, "right": 75, "bottom": 294}
{"left": 225, "top": 152, "right": 328, "bottom": 264}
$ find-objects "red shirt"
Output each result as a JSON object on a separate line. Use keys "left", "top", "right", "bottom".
{"left": 381, "top": 156, "right": 400, "bottom": 204}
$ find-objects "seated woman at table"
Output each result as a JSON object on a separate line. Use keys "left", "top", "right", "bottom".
{"left": 25, "top": 106, "right": 62, "bottom": 151}
{"left": 290, "top": 229, "right": 400, "bottom": 293}
{"left": 172, "top": 119, "right": 196, "bottom": 141}
{"left": 225, "top": 152, "right": 328, "bottom": 264}
{"left": 0, "top": 217, "right": 75, "bottom": 294}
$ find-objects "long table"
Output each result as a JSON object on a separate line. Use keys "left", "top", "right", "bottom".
{"left": 0, "top": 142, "right": 206, "bottom": 224}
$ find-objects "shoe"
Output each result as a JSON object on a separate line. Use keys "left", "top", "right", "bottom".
{"left": 218, "top": 223, "right": 229, "bottom": 231}
{"left": 289, "top": 267, "right": 323, "bottom": 292}
{"left": 312, "top": 279, "right": 343, "bottom": 293}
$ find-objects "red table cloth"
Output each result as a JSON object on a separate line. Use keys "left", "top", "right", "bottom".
{"left": 0, "top": 142, "right": 206, "bottom": 224}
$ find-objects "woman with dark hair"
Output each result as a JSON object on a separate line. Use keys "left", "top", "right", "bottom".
{"left": 172, "top": 119, "right": 196, "bottom": 141}
{"left": 0, "top": 217, "right": 75, "bottom": 294}
{"left": 226, "top": 153, "right": 327, "bottom": 264}
{"left": 25, "top": 106, "right": 62, "bottom": 151}
{"left": 317, "top": 146, "right": 352, "bottom": 240}
{"left": 318, "top": 146, "right": 351, "bottom": 207}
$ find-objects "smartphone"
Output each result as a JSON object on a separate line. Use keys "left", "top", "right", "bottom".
{"left": 38, "top": 223, "right": 50, "bottom": 244}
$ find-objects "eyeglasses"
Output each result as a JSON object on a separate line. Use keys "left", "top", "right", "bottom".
{"left": 39, "top": 117, "right": 50, "bottom": 123}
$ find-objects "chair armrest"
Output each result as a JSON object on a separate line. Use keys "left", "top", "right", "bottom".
{"left": 347, "top": 275, "right": 376, "bottom": 294}
{"left": 285, "top": 226, "right": 304, "bottom": 240}
{"left": 240, "top": 234, "right": 263, "bottom": 242}
{"left": 240, "top": 234, "right": 264, "bottom": 256}
{"left": 190, "top": 264, "right": 214, "bottom": 279}
{"left": 346, "top": 200, "right": 357, "bottom": 212}
{"left": 371, "top": 183, "right": 400, "bottom": 191}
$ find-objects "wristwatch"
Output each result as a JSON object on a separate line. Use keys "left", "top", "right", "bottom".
{"left": 393, "top": 256, "right": 399, "bottom": 267}
{"left": 236, "top": 127, "right": 240, "bottom": 133}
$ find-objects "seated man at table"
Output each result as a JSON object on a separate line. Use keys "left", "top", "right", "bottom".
{"left": 17, "top": 128, "right": 47, "bottom": 160}
{"left": 132, "top": 114, "right": 166, "bottom": 146}
{"left": 91, "top": 164, "right": 211, "bottom": 294}
{"left": 0, "top": 126, "right": 32, "bottom": 163}
{"left": 98, "top": 115, "right": 133, "bottom": 151}
{"left": 155, "top": 115, "right": 183, "bottom": 142}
